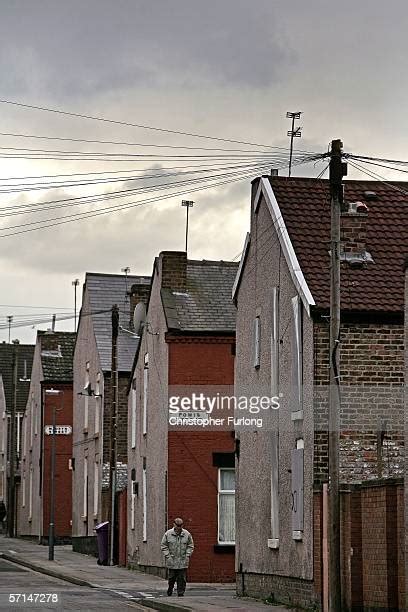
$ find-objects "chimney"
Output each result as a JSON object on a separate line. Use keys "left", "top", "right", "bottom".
{"left": 129, "top": 281, "right": 150, "bottom": 330}
{"left": 340, "top": 199, "right": 374, "bottom": 267}
{"left": 159, "top": 251, "right": 187, "bottom": 292}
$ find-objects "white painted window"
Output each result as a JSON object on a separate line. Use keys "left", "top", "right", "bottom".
{"left": 84, "top": 362, "right": 90, "bottom": 431}
{"left": 131, "top": 379, "right": 137, "bottom": 449}
{"left": 30, "top": 393, "right": 34, "bottom": 448}
{"left": 16, "top": 412, "right": 22, "bottom": 459}
{"left": 143, "top": 354, "right": 149, "bottom": 436}
{"left": 269, "top": 432, "right": 279, "bottom": 549}
{"left": 1, "top": 411, "right": 5, "bottom": 453}
{"left": 94, "top": 372, "right": 101, "bottom": 435}
{"left": 291, "top": 296, "right": 303, "bottom": 411}
{"left": 0, "top": 467, "right": 4, "bottom": 499}
{"left": 22, "top": 413, "right": 27, "bottom": 458}
{"left": 83, "top": 457, "right": 88, "bottom": 517}
{"left": 254, "top": 316, "right": 260, "bottom": 369}
{"left": 22, "top": 473, "right": 26, "bottom": 507}
{"left": 131, "top": 480, "right": 136, "bottom": 530}
{"left": 218, "top": 468, "right": 235, "bottom": 544}
{"left": 93, "top": 459, "right": 99, "bottom": 516}
{"left": 142, "top": 461, "right": 147, "bottom": 541}
{"left": 271, "top": 287, "right": 279, "bottom": 396}
{"left": 291, "top": 439, "right": 304, "bottom": 539}
{"left": 28, "top": 466, "right": 33, "bottom": 520}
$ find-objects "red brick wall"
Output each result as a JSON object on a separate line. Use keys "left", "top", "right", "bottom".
{"left": 167, "top": 338, "right": 235, "bottom": 582}
{"left": 42, "top": 383, "right": 73, "bottom": 539}
{"left": 118, "top": 489, "right": 127, "bottom": 567}
{"left": 314, "top": 480, "right": 405, "bottom": 610}
{"left": 313, "top": 321, "right": 404, "bottom": 484}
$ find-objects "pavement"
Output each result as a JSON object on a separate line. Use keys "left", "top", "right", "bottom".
{"left": 0, "top": 536, "right": 291, "bottom": 611}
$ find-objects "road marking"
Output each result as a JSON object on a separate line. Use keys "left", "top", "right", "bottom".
{"left": 8, "top": 550, "right": 17, "bottom": 554}
{"left": 139, "top": 592, "right": 154, "bottom": 598}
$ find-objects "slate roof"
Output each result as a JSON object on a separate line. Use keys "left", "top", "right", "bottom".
{"left": 85, "top": 273, "right": 151, "bottom": 372}
{"left": 38, "top": 331, "right": 76, "bottom": 382}
{"left": 268, "top": 176, "right": 408, "bottom": 313}
{"left": 0, "top": 343, "right": 34, "bottom": 412}
{"left": 161, "top": 260, "right": 238, "bottom": 332}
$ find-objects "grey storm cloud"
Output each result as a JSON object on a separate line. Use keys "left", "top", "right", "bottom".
{"left": 0, "top": 0, "right": 291, "bottom": 97}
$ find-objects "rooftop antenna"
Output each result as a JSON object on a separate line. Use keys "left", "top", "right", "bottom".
{"left": 72, "top": 279, "right": 80, "bottom": 331}
{"left": 286, "top": 111, "right": 302, "bottom": 177}
{"left": 181, "top": 200, "right": 194, "bottom": 253}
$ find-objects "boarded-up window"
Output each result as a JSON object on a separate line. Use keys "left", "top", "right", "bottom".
{"left": 291, "top": 296, "right": 303, "bottom": 411}
{"left": 291, "top": 446, "right": 304, "bottom": 534}
{"left": 254, "top": 317, "right": 260, "bottom": 369}
{"left": 143, "top": 354, "right": 149, "bottom": 435}
{"left": 131, "top": 380, "right": 137, "bottom": 449}
{"left": 271, "top": 287, "right": 279, "bottom": 396}
{"left": 270, "top": 432, "right": 279, "bottom": 542}
{"left": 142, "top": 459, "right": 147, "bottom": 542}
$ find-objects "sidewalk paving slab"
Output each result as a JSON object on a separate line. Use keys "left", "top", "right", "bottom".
{"left": 0, "top": 536, "right": 291, "bottom": 612}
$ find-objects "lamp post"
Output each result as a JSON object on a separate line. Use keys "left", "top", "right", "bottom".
{"left": 44, "top": 388, "right": 64, "bottom": 561}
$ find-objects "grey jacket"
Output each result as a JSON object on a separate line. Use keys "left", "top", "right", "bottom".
{"left": 160, "top": 528, "right": 194, "bottom": 569}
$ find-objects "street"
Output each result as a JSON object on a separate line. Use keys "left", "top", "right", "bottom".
{"left": 0, "top": 558, "right": 146, "bottom": 611}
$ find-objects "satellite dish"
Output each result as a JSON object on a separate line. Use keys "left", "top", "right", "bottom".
{"left": 133, "top": 302, "right": 146, "bottom": 336}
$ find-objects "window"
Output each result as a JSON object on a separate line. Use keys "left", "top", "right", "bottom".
{"left": 95, "top": 372, "right": 101, "bottom": 435}
{"left": 218, "top": 468, "right": 235, "bottom": 544}
{"left": 83, "top": 457, "right": 88, "bottom": 518}
{"left": 291, "top": 295, "right": 303, "bottom": 412}
{"left": 269, "top": 432, "right": 279, "bottom": 549}
{"left": 142, "top": 459, "right": 147, "bottom": 542}
{"left": 1, "top": 412, "right": 5, "bottom": 453}
{"left": 93, "top": 458, "right": 99, "bottom": 516}
{"left": 291, "top": 439, "right": 304, "bottom": 540}
{"left": 30, "top": 393, "right": 34, "bottom": 448}
{"left": 28, "top": 466, "right": 33, "bottom": 521}
{"left": 16, "top": 412, "right": 22, "bottom": 459}
{"left": 84, "top": 362, "right": 90, "bottom": 431}
{"left": 254, "top": 317, "right": 260, "bottom": 369}
{"left": 143, "top": 354, "right": 149, "bottom": 435}
{"left": 131, "top": 479, "right": 136, "bottom": 530}
{"left": 271, "top": 287, "right": 279, "bottom": 396}
{"left": 131, "top": 379, "right": 137, "bottom": 449}
{"left": 22, "top": 473, "right": 26, "bottom": 508}
{"left": 22, "top": 414, "right": 27, "bottom": 459}
{"left": 34, "top": 400, "right": 38, "bottom": 436}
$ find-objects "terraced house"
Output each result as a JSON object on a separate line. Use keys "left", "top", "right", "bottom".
{"left": 72, "top": 272, "right": 149, "bottom": 558}
{"left": 127, "top": 251, "right": 238, "bottom": 582}
{"left": 18, "top": 331, "right": 75, "bottom": 543}
{"left": 234, "top": 175, "right": 407, "bottom": 611}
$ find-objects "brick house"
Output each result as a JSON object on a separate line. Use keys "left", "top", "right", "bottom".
{"left": 72, "top": 272, "right": 150, "bottom": 556}
{"left": 0, "top": 342, "right": 34, "bottom": 530}
{"left": 127, "top": 252, "right": 238, "bottom": 582}
{"left": 233, "top": 176, "right": 407, "bottom": 610}
{"left": 18, "top": 331, "right": 75, "bottom": 543}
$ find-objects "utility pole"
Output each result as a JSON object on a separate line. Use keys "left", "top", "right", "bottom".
{"left": 108, "top": 304, "right": 119, "bottom": 566}
{"left": 7, "top": 342, "right": 18, "bottom": 537}
{"left": 286, "top": 111, "right": 302, "bottom": 177}
{"left": 72, "top": 279, "right": 80, "bottom": 331}
{"left": 328, "top": 138, "right": 346, "bottom": 612}
{"left": 181, "top": 200, "right": 194, "bottom": 253}
{"left": 7, "top": 316, "right": 13, "bottom": 344}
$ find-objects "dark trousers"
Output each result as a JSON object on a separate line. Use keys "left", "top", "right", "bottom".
{"left": 168, "top": 568, "right": 187, "bottom": 594}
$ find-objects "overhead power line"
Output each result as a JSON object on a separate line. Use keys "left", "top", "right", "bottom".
{"left": 0, "top": 98, "right": 320, "bottom": 151}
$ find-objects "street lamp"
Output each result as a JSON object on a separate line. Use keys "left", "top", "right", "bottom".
{"left": 44, "top": 388, "right": 64, "bottom": 561}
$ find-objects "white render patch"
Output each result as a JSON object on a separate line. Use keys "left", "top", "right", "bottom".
{"left": 41, "top": 345, "right": 62, "bottom": 358}
{"left": 102, "top": 461, "right": 128, "bottom": 491}
{"left": 172, "top": 291, "right": 189, "bottom": 296}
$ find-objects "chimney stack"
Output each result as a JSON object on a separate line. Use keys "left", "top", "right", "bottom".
{"left": 129, "top": 281, "right": 150, "bottom": 330}
{"left": 159, "top": 251, "right": 187, "bottom": 292}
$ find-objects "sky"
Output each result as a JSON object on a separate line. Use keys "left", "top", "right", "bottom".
{"left": 0, "top": 0, "right": 407, "bottom": 343}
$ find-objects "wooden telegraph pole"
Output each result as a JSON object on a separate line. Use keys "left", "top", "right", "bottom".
{"left": 328, "top": 139, "right": 347, "bottom": 611}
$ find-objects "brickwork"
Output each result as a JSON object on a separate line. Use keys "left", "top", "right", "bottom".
{"left": 102, "top": 374, "right": 129, "bottom": 465}
{"left": 341, "top": 211, "right": 367, "bottom": 253}
{"left": 159, "top": 251, "right": 187, "bottom": 291}
{"left": 314, "top": 321, "right": 404, "bottom": 484}
{"left": 236, "top": 571, "right": 318, "bottom": 609}
{"left": 337, "top": 480, "right": 404, "bottom": 611}
{"left": 168, "top": 338, "right": 235, "bottom": 582}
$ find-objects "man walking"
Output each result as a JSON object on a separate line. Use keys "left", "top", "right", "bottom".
{"left": 161, "top": 518, "right": 194, "bottom": 597}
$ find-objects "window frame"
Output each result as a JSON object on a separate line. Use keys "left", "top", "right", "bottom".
{"left": 217, "top": 467, "right": 236, "bottom": 545}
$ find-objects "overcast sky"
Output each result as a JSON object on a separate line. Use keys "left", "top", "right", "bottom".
{"left": 0, "top": 0, "right": 407, "bottom": 343}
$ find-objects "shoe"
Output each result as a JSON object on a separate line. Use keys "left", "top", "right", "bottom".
{"left": 167, "top": 587, "right": 173, "bottom": 596}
